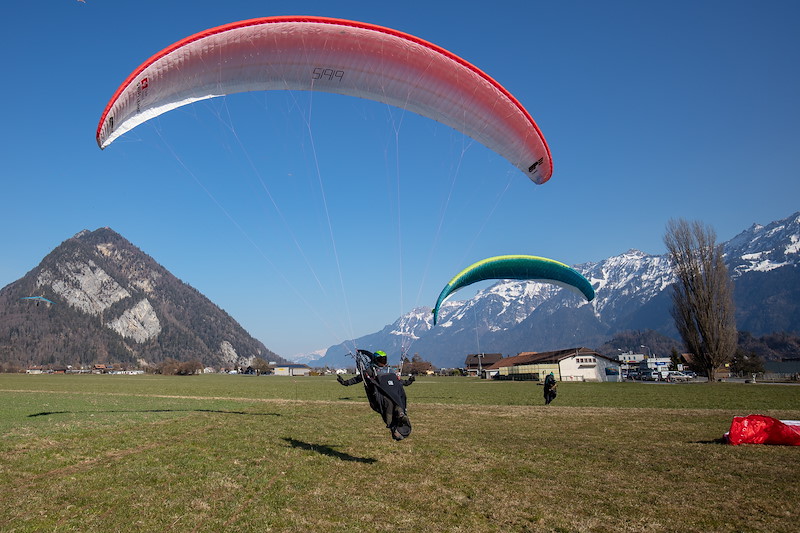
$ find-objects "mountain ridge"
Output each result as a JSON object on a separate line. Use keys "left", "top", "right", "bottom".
{"left": 311, "top": 212, "right": 800, "bottom": 368}
{"left": 0, "top": 228, "right": 288, "bottom": 369}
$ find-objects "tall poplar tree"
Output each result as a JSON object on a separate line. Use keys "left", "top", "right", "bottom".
{"left": 663, "top": 219, "right": 737, "bottom": 381}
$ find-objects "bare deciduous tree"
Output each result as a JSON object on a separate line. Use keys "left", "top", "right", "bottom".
{"left": 663, "top": 219, "right": 737, "bottom": 382}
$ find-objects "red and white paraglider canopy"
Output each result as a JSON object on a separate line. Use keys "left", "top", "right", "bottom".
{"left": 97, "top": 16, "right": 552, "bottom": 184}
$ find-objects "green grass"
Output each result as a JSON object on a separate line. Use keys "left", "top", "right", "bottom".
{"left": 0, "top": 374, "right": 798, "bottom": 532}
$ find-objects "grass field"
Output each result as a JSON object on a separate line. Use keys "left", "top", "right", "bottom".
{"left": 0, "top": 374, "right": 798, "bottom": 532}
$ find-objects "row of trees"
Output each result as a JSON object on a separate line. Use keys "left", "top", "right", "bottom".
{"left": 401, "top": 354, "right": 435, "bottom": 375}
{"left": 0, "top": 362, "right": 24, "bottom": 373}
{"left": 155, "top": 357, "right": 278, "bottom": 375}
{"left": 155, "top": 358, "right": 204, "bottom": 375}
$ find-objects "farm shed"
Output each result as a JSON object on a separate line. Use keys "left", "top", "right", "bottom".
{"left": 464, "top": 353, "right": 503, "bottom": 377}
{"left": 274, "top": 364, "right": 312, "bottom": 376}
{"left": 488, "top": 348, "right": 621, "bottom": 382}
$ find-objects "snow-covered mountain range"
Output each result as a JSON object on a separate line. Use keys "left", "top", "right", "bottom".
{"left": 311, "top": 212, "right": 800, "bottom": 369}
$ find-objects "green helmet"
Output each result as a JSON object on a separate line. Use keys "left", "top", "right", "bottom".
{"left": 373, "top": 350, "right": 388, "bottom": 364}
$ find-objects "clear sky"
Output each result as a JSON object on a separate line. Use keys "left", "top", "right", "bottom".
{"left": 1, "top": 1, "right": 798, "bottom": 358}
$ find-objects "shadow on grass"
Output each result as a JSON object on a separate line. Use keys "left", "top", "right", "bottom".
{"left": 337, "top": 395, "right": 455, "bottom": 401}
{"left": 28, "top": 409, "right": 281, "bottom": 418}
{"left": 282, "top": 437, "right": 377, "bottom": 464}
{"left": 693, "top": 437, "right": 728, "bottom": 444}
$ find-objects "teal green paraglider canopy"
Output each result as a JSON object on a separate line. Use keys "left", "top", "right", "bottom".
{"left": 20, "top": 296, "right": 55, "bottom": 305}
{"left": 432, "top": 255, "right": 594, "bottom": 325}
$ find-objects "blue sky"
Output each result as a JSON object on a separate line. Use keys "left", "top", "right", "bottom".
{"left": 1, "top": 1, "right": 798, "bottom": 358}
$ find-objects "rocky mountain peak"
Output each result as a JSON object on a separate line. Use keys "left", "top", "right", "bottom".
{"left": 0, "top": 228, "right": 287, "bottom": 369}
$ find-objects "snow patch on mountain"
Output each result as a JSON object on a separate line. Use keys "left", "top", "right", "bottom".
{"left": 390, "top": 306, "right": 431, "bottom": 340}
{"left": 725, "top": 213, "right": 800, "bottom": 277}
{"left": 787, "top": 235, "right": 800, "bottom": 255}
{"left": 291, "top": 348, "right": 327, "bottom": 364}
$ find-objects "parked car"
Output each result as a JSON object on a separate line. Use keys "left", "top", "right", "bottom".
{"left": 666, "top": 371, "right": 692, "bottom": 382}
{"left": 640, "top": 370, "right": 660, "bottom": 381}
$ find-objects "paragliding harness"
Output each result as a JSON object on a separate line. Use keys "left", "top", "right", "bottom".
{"left": 543, "top": 373, "right": 558, "bottom": 405}
{"left": 352, "top": 349, "right": 412, "bottom": 440}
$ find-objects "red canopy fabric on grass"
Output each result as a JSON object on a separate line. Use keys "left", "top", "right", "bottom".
{"left": 726, "top": 415, "right": 800, "bottom": 445}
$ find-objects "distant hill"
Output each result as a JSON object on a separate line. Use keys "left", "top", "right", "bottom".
{"left": 0, "top": 228, "right": 288, "bottom": 369}
{"left": 737, "top": 331, "right": 800, "bottom": 361}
